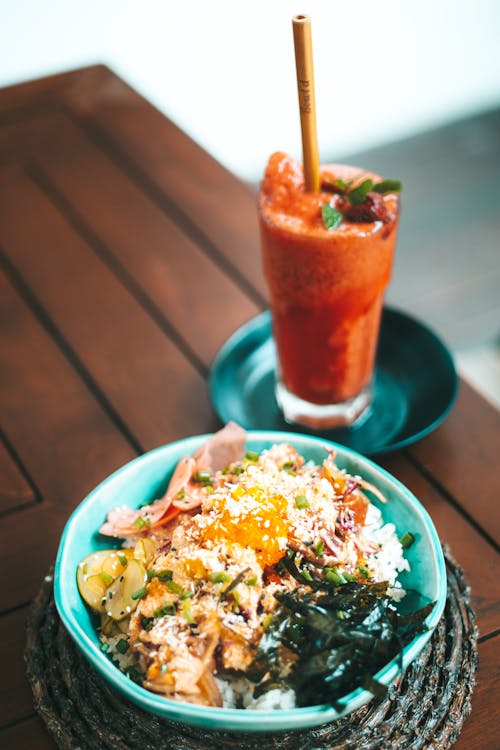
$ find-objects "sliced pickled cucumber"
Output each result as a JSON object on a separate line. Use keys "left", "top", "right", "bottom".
{"left": 104, "top": 558, "right": 147, "bottom": 621}
{"left": 101, "top": 549, "right": 133, "bottom": 579}
{"left": 81, "top": 574, "right": 107, "bottom": 612}
{"left": 133, "top": 538, "right": 155, "bottom": 567}
{"left": 77, "top": 550, "right": 115, "bottom": 612}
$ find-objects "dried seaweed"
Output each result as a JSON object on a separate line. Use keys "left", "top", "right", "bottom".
{"left": 246, "top": 578, "right": 434, "bottom": 707}
{"left": 25, "top": 546, "right": 477, "bottom": 750}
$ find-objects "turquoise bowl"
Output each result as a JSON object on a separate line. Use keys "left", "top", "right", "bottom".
{"left": 55, "top": 431, "right": 446, "bottom": 732}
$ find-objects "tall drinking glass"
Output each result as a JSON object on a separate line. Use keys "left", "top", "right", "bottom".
{"left": 259, "top": 152, "right": 400, "bottom": 429}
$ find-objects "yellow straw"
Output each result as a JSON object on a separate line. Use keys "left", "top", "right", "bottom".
{"left": 292, "top": 14, "right": 320, "bottom": 192}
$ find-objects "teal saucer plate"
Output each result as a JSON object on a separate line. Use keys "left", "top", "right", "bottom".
{"left": 54, "top": 431, "right": 446, "bottom": 732}
{"left": 209, "top": 308, "right": 458, "bottom": 455}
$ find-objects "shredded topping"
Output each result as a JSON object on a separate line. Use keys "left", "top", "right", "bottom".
{"left": 79, "top": 427, "right": 414, "bottom": 710}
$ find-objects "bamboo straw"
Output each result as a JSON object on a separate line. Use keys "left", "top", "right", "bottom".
{"left": 292, "top": 14, "right": 320, "bottom": 192}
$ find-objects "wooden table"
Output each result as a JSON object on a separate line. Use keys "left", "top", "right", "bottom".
{"left": 0, "top": 66, "right": 498, "bottom": 750}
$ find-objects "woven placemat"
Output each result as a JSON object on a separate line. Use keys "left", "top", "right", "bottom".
{"left": 25, "top": 546, "right": 477, "bottom": 750}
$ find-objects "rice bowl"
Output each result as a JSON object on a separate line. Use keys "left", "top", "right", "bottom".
{"left": 55, "top": 429, "right": 446, "bottom": 731}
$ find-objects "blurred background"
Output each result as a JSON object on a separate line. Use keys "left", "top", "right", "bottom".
{"left": 1, "top": 0, "right": 499, "bottom": 406}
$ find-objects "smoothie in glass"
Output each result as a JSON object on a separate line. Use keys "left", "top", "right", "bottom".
{"left": 259, "top": 152, "right": 400, "bottom": 429}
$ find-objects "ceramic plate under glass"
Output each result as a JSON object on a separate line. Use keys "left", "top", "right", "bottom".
{"left": 209, "top": 307, "right": 458, "bottom": 455}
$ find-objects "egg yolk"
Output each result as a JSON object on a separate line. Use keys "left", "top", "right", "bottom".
{"left": 202, "top": 486, "right": 288, "bottom": 567}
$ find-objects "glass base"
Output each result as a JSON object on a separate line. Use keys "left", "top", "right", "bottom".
{"left": 276, "top": 381, "right": 372, "bottom": 430}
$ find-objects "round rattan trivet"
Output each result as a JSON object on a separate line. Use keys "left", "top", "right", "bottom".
{"left": 25, "top": 546, "right": 477, "bottom": 750}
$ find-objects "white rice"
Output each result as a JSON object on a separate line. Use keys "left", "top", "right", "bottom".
{"left": 361, "top": 503, "right": 410, "bottom": 589}
{"left": 215, "top": 675, "right": 296, "bottom": 710}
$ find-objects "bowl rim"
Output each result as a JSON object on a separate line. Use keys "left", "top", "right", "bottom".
{"left": 55, "top": 430, "right": 447, "bottom": 731}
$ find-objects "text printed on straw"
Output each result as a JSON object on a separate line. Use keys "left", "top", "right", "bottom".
{"left": 298, "top": 80, "right": 312, "bottom": 114}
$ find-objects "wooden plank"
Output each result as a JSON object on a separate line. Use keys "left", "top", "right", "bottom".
{"left": 0, "top": 607, "right": 33, "bottom": 727}
{"left": 406, "top": 380, "right": 500, "bottom": 547}
{"left": 28, "top": 114, "right": 260, "bottom": 366}
{"left": 0, "top": 268, "right": 137, "bottom": 608}
{"left": 454, "top": 635, "right": 500, "bottom": 750}
{"left": 69, "top": 72, "right": 267, "bottom": 301}
{"left": 0, "top": 66, "right": 497, "bottom": 749}
{"left": 0, "top": 163, "right": 218, "bottom": 450}
{"left": 0, "top": 111, "right": 65, "bottom": 161}
{"left": 0, "top": 505, "right": 63, "bottom": 612}
{"left": 0, "top": 65, "right": 108, "bottom": 116}
{"left": 0, "top": 439, "right": 36, "bottom": 514}
{"left": 0, "top": 716, "right": 56, "bottom": 750}
{"left": 1, "top": 68, "right": 498, "bottom": 351}
{"left": 382, "top": 454, "right": 500, "bottom": 636}
{"left": 0, "top": 266, "right": 136, "bottom": 502}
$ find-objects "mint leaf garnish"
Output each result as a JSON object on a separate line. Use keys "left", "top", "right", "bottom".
{"left": 324, "top": 177, "right": 352, "bottom": 192}
{"left": 348, "top": 179, "right": 374, "bottom": 205}
{"left": 372, "top": 179, "right": 402, "bottom": 194}
{"left": 335, "top": 178, "right": 352, "bottom": 191}
{"left": 322, "top": 203, "right": 343, "bottom": 230}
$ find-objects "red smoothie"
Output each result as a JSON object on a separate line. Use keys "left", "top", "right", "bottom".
{"left": 259, "top": 152, "right": 400, "bottom": 424}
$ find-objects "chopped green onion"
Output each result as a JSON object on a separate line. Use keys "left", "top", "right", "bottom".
{"left": 133, "top": 516, "right": 149, "bottom": 530}
{"left": 82, "top": 563, "right": 88, "bottom": 575}
{"left": 115, "top": 638, "right": 129, "bottom": 654}
{"left": 301, "top": 568, "right": 313, "bottom": 582}
{"left": 153, "top": 603, "right": 175, "bottom": 618}
{"left": 100, "top": 642, "right": 109, "bottom": 653}
{"left": 358, "top": 564, "right": 370, "bottom": 579}
{"left": 160, "top": 663, "right": 168, "bottom": 673}
{"left": 176, "top": 488, "right": 185, "bottom": 500}
{"left": 343, "top": 571, "right": 357, "bottom": 582}
{"left": 232, "top": 466, "right": 244, "bottom": 476}
{"left": 179, "top": 590, "right": 194, "bottom": 600}
{"left": 165, "top": 579, "right": 184, "bottom": 596}
{"left": 131, "top": 586, "right": 148, "bottom": 600}
{"left": 245, "top": 576, "right": 258, "bottom": 586}
{"left": 182, "top": 598, "right": 196, "bottom": 625}
{"left": 325, "top": 567, "right": 347, "bottom": 585}
{"left": 295, "top": 494, "right": 309, "bottom": 509}
{"left": 156, "top": 569, "right": 173, "bottom": 582}
{"left": 262, "top": 613, "right": 272, "bottom": 630}
{"left": 245, "top": 450, "right": 260, "bottom": 462}
{"left": 231, "top": 590, "right": 240, "bottom": 607}
{"left": 399, "top": 531, "right": 415, "bottom": 549}
{"left": 101, "top": 571, "right": 114, "bottom": 586}
{"left": 193, "top": 470, "right": 212, "bottom": 484}
{"left": 315, "top": 540, "right": 325, "bottom": 556}
{"left": 205, "top": 485, "right": 214, "bottom": 495}
{"left": 209, "top": 571, "right": 231, "bottom": 584}
{"left": 117, "top": 554, "right": 128, "bottom": 567}
{"left": 146, "top": 569, "right": 156, "bottom": 579}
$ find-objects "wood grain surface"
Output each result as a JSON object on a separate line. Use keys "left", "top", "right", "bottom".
{"left": 0, "top": 66, "right": 498, "bottom": 749}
